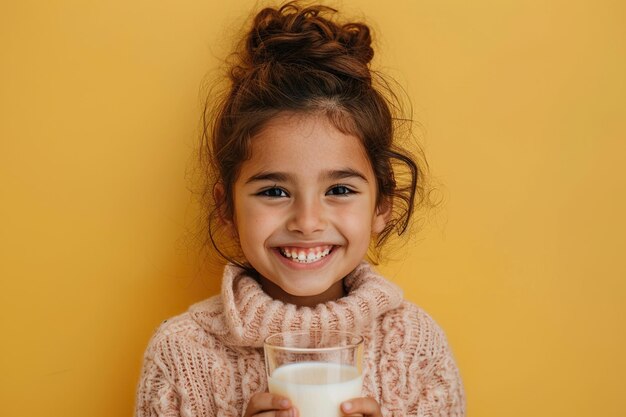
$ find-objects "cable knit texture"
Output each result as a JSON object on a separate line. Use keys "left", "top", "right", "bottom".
{"left": 135, "top": 263, "right": 465, "bottom": 417}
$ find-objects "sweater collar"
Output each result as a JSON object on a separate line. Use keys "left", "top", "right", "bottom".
{"left": 191, "top": 262, "right": 403, "bottom": 348}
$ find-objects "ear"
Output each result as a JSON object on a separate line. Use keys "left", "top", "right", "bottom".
{"left": 213, "top": 182, "right": 237, "bottom": 237}
{"left": 371, "top": 198, "right": 392, "bottom": 234}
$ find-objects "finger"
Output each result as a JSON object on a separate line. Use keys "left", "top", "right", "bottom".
{"left": 245, "top": 393, "right": 292, "bottom": 417}
{"left": 255, "top": 408, "right": 298, "bottom": 417}
{"left": 341, "top": 397, "right": 382, "bottom": 417}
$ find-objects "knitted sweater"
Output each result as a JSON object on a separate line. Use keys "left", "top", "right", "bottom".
{"left": 135, "top": 263, "right": 465, "bottom": 417}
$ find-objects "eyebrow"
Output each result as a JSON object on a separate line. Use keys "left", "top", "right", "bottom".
{"left": 244, "top": 168, "right": 369, "bottom": 184}
{"left": 324, "top": 168, "right": 369, "bottom": 183}
{"left": 245, "top": 171, "right": 291, "bottom": 184}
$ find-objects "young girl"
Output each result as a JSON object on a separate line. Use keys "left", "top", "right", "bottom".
{"left": 135, "top": 2, "right": 465, "bottom": 417}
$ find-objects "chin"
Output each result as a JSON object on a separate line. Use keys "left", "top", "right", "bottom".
{"left": 284, "top": 285, "right": 327, "bottom": 298}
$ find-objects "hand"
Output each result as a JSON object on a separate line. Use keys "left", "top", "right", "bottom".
{"left": 243, "top": 392, "right": 298, "bottom": 417}
{"left": 341, "top": 397, "right": 383, "bottom": 417}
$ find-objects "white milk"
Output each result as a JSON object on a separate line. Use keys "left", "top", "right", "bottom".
{"left": 268, "top": 362, "right": 362, "bottom": 417}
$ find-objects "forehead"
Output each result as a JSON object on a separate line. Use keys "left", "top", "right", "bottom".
{"left": 242, "top": 113, "right": 373, "bottom": 177}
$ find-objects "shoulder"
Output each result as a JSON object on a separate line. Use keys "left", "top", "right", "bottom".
{"left": 142, "top": 295, "right": 224, "bottom": 363}
{"left": 377, "top": 300, "right": 452, "bottom": 358}
{"left": 368, "top": 298, "right": 465, "bottom": 414}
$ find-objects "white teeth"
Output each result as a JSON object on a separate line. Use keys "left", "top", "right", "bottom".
{"left": 279, "top": 246, "right": 333, "bottom": 263}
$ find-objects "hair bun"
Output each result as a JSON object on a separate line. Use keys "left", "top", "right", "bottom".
{"left": 245, "top": 3, "right": 374, "bottom": 79}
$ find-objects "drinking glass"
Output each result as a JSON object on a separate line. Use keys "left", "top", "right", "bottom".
{"left": 264, "top": 330, "right": 363, "bottom": 417}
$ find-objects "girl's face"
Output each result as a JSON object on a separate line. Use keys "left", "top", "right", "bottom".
{"left": 229, "top": 113, "right": 389, "bottom": 306}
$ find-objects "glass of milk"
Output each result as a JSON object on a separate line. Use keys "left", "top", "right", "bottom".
{"left": 264, "top": 330, "right": 363, "bottom": 417}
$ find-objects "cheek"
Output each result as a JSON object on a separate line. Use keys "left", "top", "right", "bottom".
{"left": 234, "top": 201, "right": 277, "bottom": 248}
{"left": 334, "top": 202, "right": 376, "bottom": 238}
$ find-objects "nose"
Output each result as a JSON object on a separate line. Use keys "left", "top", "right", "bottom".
{"left": 286, "top": 196, "right": 326, "bottom": 235}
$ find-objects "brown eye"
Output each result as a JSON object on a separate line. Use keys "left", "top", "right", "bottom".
{"left": 326, "top": 185, "right": 354, "bottom": 196}
{"left": 259, "top": 187, "right": 288, "bottom": 198}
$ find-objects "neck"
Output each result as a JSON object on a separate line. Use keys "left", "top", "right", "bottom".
{"left": 254, "top": 275, "right": 346, "bottom": 307}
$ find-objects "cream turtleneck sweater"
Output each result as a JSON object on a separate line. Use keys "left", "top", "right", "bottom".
{"left": 135, "top": 263, "right": 465, "bottom": 417}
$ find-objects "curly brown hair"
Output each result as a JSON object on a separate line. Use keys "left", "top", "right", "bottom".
{"left": 200, "top": 1, "right": 431, "bottom": 268}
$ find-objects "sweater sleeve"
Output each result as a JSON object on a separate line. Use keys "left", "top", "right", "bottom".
{"left": 134, "top": 353, "right": 181, "bottom": 417}
{"left": 407, "top": 312, "right": 466, "bottom": 417}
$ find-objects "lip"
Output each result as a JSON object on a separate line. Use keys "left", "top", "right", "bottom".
{"left": 271, "top": 245, "right": 338, "bottom": 270}
{"left": 273, "top": 242, "right": 337, "bottom": 249}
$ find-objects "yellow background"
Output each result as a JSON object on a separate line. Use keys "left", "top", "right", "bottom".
{"left": 1, "top": 0, "right": 625, "bottom": 416}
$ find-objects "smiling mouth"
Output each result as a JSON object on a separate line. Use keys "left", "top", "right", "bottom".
{"left": 278, "top": 245, "right": 334, "bottom": 263}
